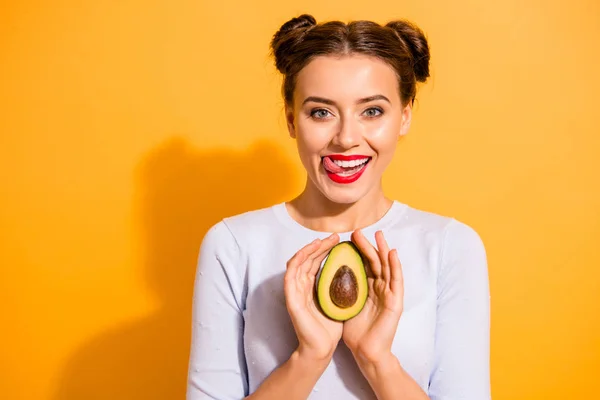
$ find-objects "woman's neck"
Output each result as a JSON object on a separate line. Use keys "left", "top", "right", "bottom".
{"left": 286, "top": 181, "right": 393, "bottom": 233}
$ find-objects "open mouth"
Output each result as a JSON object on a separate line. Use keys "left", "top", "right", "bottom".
{"left": 321, "top": 156, "right": 372, "bottom": 184}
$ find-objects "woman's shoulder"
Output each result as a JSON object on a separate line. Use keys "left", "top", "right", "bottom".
{"left": 201, "top": 203, "right": 285, "bottom": 247}
{"left": 220, "top": 202, "right": 284, "bottom": 233}
{"left": 394, "top": 202, "right": 485, "bottom": 247}
{"left": 394, "top": 203, "right": 487, "bottom": 282}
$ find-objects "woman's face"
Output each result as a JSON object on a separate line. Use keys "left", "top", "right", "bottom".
{"left": 286, "top": 54, "right": 412, "bottom": 204}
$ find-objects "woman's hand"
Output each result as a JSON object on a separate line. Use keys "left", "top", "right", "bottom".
{"left": 284, "top": 234, "right": 343, "bottom": 362}
{"left": 342, "top": 229, "right": 404, "bottom": 366}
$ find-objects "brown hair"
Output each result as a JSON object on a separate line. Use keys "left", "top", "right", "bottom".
{"left": 270, "top": 14, "right": 431, "bottom": 108}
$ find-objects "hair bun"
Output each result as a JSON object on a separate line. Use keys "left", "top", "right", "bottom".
{"left": 386, "top": 20, "right": 430, "bottom": 83}
{"left": 279, "top": 14, "right": 316, "bottom": 33}
{"left": 270, "top": 14, "right": 317, "bottom": 74}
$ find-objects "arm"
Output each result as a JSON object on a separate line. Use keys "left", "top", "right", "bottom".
{"left": 344, "top": 230, "right": 429, "bottom": 400}
{"left": 248, "top": 235, "right": 343, "bottom": 399}
{"left": 246, "top": 351, "right": 330, "bottom": 400}
{"left": 344, "top": 222, "right": 490, "bottom": 400}
{"left": 186, "top": 221, "right": 249, "bottom": 399}
{"left": 428, "top": 220, "right": 491, "bottom": 400}
{"left": 353, "top": 353, "right": 429, "bottom": 400}
{"left": 187, "top": 225, "right": 342, "bottom": 400}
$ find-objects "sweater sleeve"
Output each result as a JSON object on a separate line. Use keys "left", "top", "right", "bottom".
{"left": 186, "top": 221, "right": 248, "bottom": 400}
{"left": 428, "top": 220, "right": 491, "bottom": 400}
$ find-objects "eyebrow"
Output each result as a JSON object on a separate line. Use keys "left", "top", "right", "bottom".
{"left": 302, "top": 94, "right": 391, "bottom": 106}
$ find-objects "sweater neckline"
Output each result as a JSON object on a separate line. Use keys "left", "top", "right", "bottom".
{"left": 272, "top": 200, "right": 407, "bottom": 237}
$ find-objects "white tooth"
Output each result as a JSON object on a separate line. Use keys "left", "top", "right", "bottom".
{"left": 330, "top": 157, "right": 370, "bottom": 168}
{"left": 334, "top": 161, "right": 368, "bottom": 177}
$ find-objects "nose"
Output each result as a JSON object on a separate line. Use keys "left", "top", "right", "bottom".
{"left": 331, "top": 116, "right": 361, "bottom": 150}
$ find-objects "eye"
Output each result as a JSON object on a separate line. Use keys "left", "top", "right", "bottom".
{"left": 363, "top": 107, "right": 383, "bottom": 118}
{"left": 310, "top": 108, "right": 333, "bottom": 120}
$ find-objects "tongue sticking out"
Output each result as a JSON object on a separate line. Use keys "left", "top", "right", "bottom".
{"left": 322, "top": 157, "right": 345, "bottom": 174}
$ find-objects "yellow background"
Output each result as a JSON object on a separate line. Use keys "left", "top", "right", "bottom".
{"left": 1, "top": 1, "right": 599, "bottom": 399}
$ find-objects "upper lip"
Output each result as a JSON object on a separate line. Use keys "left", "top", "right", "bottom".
{"left": 323, "top": 154, "right": 372, "bottom": 161}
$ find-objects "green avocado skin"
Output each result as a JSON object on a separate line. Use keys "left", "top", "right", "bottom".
{"left": 316, "top": 241, "right": 368, "bottom": 321}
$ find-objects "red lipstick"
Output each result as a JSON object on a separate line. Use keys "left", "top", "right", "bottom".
{"left": 326, "top": 154, "right": 370, "bottom": 161}
{"left": 322, "top": 154, "right": 371, "bottom": 184}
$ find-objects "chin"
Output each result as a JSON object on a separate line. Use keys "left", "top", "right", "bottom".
{"left": 322, "top": 190, "right": 362, "bottom": 205}
{"left": 316, "top": 176, "right": 373, "bottom": 205}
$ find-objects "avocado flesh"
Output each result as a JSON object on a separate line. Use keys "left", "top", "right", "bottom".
{"left": 317, "top": 241, "right": 368, "bottom": 321}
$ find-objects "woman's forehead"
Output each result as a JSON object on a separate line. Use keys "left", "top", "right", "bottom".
{"left": 294, "top": 55, "right": 399, "bottom": 104}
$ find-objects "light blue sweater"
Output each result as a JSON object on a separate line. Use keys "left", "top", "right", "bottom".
{"left": 186, "top": 201, "right": 491, "bottom": 399}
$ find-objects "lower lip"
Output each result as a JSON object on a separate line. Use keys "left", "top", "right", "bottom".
{"left": 324, "top": 159, "right": 370, "bottom": 184}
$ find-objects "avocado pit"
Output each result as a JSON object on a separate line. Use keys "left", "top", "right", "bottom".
{"left": 329, "top": 265, "right": 358, "bottom": 308}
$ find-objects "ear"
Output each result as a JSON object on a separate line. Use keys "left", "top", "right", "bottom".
{"left": 285, "top": 106, "right": 297, "bottom": 139}
{"left": 398, "top": 101, "right": 413, "bottom": 138}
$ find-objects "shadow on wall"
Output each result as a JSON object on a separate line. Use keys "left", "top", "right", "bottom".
{"left": 54, "top": 136, "right": 297, "bottom": 400}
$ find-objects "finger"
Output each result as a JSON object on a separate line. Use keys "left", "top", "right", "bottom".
{"left": 287, "top": 239, "right": 319, "bottom": 269}
{"left": 308, "top": 233, "right": 340, "bottom": 277}
{"left": 389, "top": 249, "right": 404, "bottom": 298}
{"left": 351, "top": 229, "right": 381, "bottom": 278}
{"left": 297, "top": 239, "right": 323, "bottom": 282}
{"left": 286, "top": 239, "right": 320, "bottom": 282}
{"left": 300, "top": 235, "right": 335, "bottom": 276}
{"left": 375, "top": 230, "right": 391, "bottom": 283}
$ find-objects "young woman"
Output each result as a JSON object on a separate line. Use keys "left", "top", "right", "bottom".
{"left": 186, "top": 14, "right": 491, "bottom": 400}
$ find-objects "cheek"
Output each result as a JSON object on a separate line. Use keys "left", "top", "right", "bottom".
{"left": 295, "top": 133, "right": 324, "bottom": 174}
{"left": 367, "top": 120, "right": 400, "bottom": 156}
{"left": 297, "top": 122, "right": 332, "bottom": 154}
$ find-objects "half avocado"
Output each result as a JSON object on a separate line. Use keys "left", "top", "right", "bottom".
{"left": 316, "top": 241, "right": 368, "bottom": 321}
